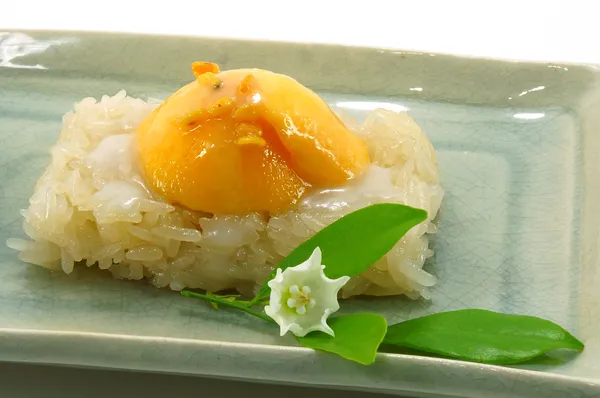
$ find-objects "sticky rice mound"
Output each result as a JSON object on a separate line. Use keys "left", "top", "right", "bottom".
{"left": 7, "top": 91, "right": 443, "bottom": 299}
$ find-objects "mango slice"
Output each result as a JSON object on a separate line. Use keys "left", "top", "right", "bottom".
{"left": 136, "top": 62, "right": 370, "bottom": 215}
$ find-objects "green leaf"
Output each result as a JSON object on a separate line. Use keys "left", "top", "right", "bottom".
{"left": 296, "top": 313, "right": 387, "bottom": 365}
{"left": 383, "top": 309, "right": 584, "bottom": 365}
{"left": 254, "top": 204, "right": 427, "bottom": 302}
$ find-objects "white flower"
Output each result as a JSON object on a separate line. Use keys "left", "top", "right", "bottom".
{"left": 264, "top": 247, "right": 350, "bottom": 337}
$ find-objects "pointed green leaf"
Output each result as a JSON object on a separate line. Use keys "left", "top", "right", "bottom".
{"left": 255, "top": 204, "right": 427, "bottom": 301}
{"left": 296, "top": 313, "right": 387, "bottom": 365}
{"left": 383, "top": 309, "right": 584, "bottom": 365}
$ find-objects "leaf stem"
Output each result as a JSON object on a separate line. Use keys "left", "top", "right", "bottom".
{"left": 248, "top": 296, "right": 266, "bottom": 307}
{"left": 181, "top": 290, "right": 275, "bottom": 324}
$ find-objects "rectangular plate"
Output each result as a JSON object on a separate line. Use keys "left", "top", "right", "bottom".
{"left": 1, "top": 31, "right": 599, "bottom": 398}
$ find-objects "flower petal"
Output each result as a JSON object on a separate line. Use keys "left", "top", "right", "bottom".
{"left": 264, "top": 247, "right": 350, "bottom": 338}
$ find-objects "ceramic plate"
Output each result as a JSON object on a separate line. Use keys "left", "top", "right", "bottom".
{"left": 1, "top": 31, "right": 599, "bottom": 398}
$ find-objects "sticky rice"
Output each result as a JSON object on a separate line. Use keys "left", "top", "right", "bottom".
{"left": 7, "top": 91, "right": 443, "bottom": 299}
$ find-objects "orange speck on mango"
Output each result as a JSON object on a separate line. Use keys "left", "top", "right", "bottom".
{"left": 237, "top": 74, "right": 256, "bottom": 95}
{"left": 136, "top": 63, "right": 370, "bottom": 215}
{"left": 191, "top": 61, "right": 220, "bottom": 77}
{"left": 237, "top": 136, "right": 267, "bottom": 146}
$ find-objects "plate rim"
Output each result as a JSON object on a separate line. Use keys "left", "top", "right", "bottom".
{"left": 1, "top": 29, "right": 599, "bottom": 397}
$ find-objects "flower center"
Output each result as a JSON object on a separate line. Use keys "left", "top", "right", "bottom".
{"left": 286, "top": 285, "right": 316, "bottom": 315}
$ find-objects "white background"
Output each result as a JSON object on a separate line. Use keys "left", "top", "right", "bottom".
{"left": 1, "top": 0, "right": 598, "bottom": 64}
{"left": 0, "top": 1, "right": 596, "bottom": 397}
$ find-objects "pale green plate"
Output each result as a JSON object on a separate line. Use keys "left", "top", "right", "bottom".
{"left": 0, "top": 31, "right": 599, "bottom": 398}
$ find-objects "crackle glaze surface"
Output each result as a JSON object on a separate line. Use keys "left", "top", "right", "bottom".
{"left": 0, "top": 31, "right": 599, "bottom": 397}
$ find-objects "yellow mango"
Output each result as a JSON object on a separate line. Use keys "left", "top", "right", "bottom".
{"left": 137, "top": 62, "right": 370, "bottom": 215}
